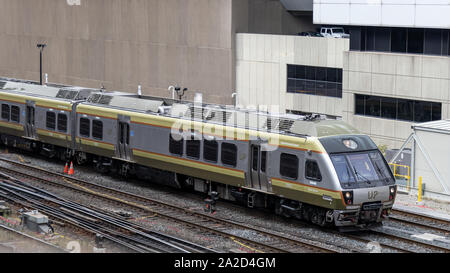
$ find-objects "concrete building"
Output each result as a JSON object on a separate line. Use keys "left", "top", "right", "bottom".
{"left": 236, "top": 0, "right": 450, "bottom": 150}
{"left": 0, "top": 0, "right": 314, "bottom": 105}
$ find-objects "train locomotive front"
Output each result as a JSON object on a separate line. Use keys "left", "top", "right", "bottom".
{"left": 319, "top": 134, "right": 397, "bottom": 229}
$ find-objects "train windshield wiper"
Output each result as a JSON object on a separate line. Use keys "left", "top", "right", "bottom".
{"left": 351, "top": 166, "right": 371, "bottom": 184}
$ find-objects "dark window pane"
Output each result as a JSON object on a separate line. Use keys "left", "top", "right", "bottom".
{"left": 355, "top": 94, "right": 365, "bottom": 115}
{"left": 316, "top": 67, "right": 326, "bottom": 81}
{"left": 169, "top": 133, "right": 183, "bottom": 155}
{"left": 424, "top": 29, "right": 442, "bottom": 55}
{"left": 391, "top": 28, "right": 407, "bottom": 53}
{"left": 287, "top": 79, "right": 296, "bottom": 93}
{"left": 280, "top": 153, "right": 298, "bottom": 180}
{"left": 261, "top": 151, "right": 267, "bottom": 173}
{"left": 365, "top": 96, "right": 381, "bottom": 117}
{"left": 316, "top": 82, "right": 327, "bottom": 96}
{"left": 287, "top": 65, "right": 295, "bottom": 78}
{"left": 432, "top": 102, "right": 442, "bottom": 121}
{"left": 295, "top": 79, "right": 306, "bottom": 93}
{"left": 304, "top": 80, "right": 315, "bottom": 94}
{"left": 92, "top": 120, "right": 103, "bottom": 139}
{"left": 443, "top": 30, "right": 449, "bottom": 56}
{"left": 326, "top": 82, "right": 337, "bottom": 98}
{"left": 305, "top": 66, "right": 316, "bottom": 81}
{"left": 337, "top": 69, "right": 343, "bottom": 83}
{"left": 204, "top": 140, "right": 218, "bottom": 162}
{"left": 186, "top": 135, "right": 200, "bottom": 159}
{"left": 79, "top": 118, "right": 90, "bottom": 137}
{"left": 408, "top": 28, "right": 424, "bottom": 54}
{"left": 327, "top": 68, "right": 337, "bottom": 82}
{"left": 381, "top": 97, "right": 397, "bottom": 119}
{"left": 349, "top": 27, "right": 362, "bottom": 51}
{"left": 295, "top": 65, "right": 305, "bottom": 79}
{"left": 221, "top": 143, "right": 237, "bottom": 167}
{"left": 1, "top": 104, "right": 9, "bottom": 120}
{"left": 10, "top": 106, "right": 19, "bottom": 123}
{"left": 252, "top": 146, "right": 258, "bottom": 171}
{"left": 46, "top": 112, "right": 56, "bottom": 130}
{"left": 305, "top": 160, "right": 322, "bottom": 181}
{"left": 397, "top": 99, "right": 414, "bottom": 121}
{"left": 58, "top": 114, "right": 67, "bottom": 132}
{"left": 414, "top": 101, "right": 432, "bottom": 122}
{"left": 367, "top": 27, "right": 375, "bottom": 51}
{"left": 374, "top": 27, "right": 391, "bottom": 51}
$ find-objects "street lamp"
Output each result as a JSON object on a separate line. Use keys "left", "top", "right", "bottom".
{"left": 37, "top": 44, "right": 47, "bottom": 85}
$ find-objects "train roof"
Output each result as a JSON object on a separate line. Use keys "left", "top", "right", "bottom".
{"left": 0, "top": 77, "right": 360, "bottom": 138}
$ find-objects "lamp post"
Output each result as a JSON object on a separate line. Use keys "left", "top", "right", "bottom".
{"left": 37, "top": 44, "right": 47, "bottom": 85}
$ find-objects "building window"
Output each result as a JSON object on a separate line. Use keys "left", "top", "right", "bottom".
{"left": 280, "top": 153, "right": 298, "bottom": 180}
{"left": 1, "top": 104, "right": 9, "bottom": 120}
{"left": 92, "top": 120, "right": 103, "bottom": 140}
{"left": 46, "top": 112, "right": 56, "bottom": 130}
{"left": 287, "top": 64, "right": 343, "bottom": 98}
{"left": 221, "top": 143, "right": 237, "bottom": 167}
{"left": 305, "top": 160, "right": 322, "bottom": 181}
{"left": 169, "top": 133, "right": 183, "bottom": 156}
{"left": 203, "top": 139, "right": 218, "bottom": 162}
{"left": 348, "top": 26, "right": 449, "bottom": 56}
{"left": 79, "top": 118, "right": 90, "bottom": 137}
{"left": 355, "top": 94, "right": 442, "bottom": 123}
{"left": 10, "top": 106, "right": 20, "bottom": 123}
{"left": 58, "top": 114, "right": 67, "bottom": 132}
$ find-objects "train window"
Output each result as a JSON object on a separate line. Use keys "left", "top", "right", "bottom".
{"left": 92, "top": 120, "right": 103, "bottom": 140}
{"left": 221, "top": 143, "right": 237, "bottom": 167}
{"left": 203, "top": 139, "right": 218, "bottom": 162}
{"left": 1, "top": 104, "right": 9, "bottom": 120}
{"left": 305, "top": 160, "right": 322, "bottom": 181}
{"left": 10, "top": 106, "right": 20, "bottom": 123}
{"left": 79, "top": 118, "right": 90, "bottom": 137}
{"left": 46, "top": 112, "right": 56, "bottom": 130}
{"left": 261, "top": 151, "right": 267, "bottom": 173}
{"left": 186, "top": 134, "right": 200, "bottom": 159}
{"left": 57, "top": 114, "right": 67, "bottom": 132}
{"left": 169, "top": 133, "right": 183, "bottom": 156}
{"left": 280, "top": 153, "right": 298, "bottom": 180}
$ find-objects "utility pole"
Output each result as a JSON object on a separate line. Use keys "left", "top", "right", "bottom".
{"left": 37, "top": 44, "right": 47, "bottom": 85}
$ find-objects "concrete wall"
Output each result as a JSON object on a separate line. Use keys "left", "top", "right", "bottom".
{"left": 0, "top": 0, "right": 234, "bottom": 104}
{"left": 236, "top": 33, "right": 349, "bottom": 115}
{"left": 343, "top": 51, "right": 450, "bottom": 149}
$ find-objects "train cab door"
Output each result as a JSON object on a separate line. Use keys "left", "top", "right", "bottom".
{"left": 247, "top": 140, "right": 271, "bottom": 192}
{"left": 24, "top": 101, "right": 37, "bottom": 139}
{"left": 116, "top": 115, "right": 133, "bottom": 161}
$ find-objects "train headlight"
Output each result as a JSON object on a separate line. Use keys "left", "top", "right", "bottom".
{"left": 343, "top": 139, "right": 358, "bottom": 150}
{"left": 389, "top": 186, "right": 397, "bottom": 200}
{"left": 343, "top": 191, "right": 353, "bottom": 205}
{"left": 390, "top": 187, "right": 395, "bottom": 194}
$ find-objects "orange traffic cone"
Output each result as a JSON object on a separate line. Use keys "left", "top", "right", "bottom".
{"left": 64, "top": 162, "right": 69, "bottom": 174}
{"left": 68, "top": 161, "right": 74, "bottom": 176}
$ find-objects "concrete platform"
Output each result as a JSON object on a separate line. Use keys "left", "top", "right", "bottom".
{"left": 393, "top": 202, "right": 450, "bottom": 222}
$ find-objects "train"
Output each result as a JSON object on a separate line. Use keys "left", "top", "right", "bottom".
{"left": 0, "top": 78, "right": 397, "bottom": 230}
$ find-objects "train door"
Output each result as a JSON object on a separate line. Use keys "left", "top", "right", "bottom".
{"left": 247, "top": 140, "right": 271, "bottom": 192}
{"left": 24, "top": 101, "right": 36, "bottom": 139}
{"left": 116, "top": 115, "right": 132, "bottom": 161}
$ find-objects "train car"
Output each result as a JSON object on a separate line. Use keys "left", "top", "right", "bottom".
{"left": 0, "top": 79, "right": 98, "bottom": 159}
{"left": 0, "top": 78, "right": 397, "bottom": 229}
{"left": 75, "top": 92, "right": 397, "bottom": 229}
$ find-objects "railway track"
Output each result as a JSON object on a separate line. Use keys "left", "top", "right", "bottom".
{"left": 0, "top": 223, "right": 67, "bottom": 253}
{"left": 0, "top": 171, "right": 216, "bottom": 253}
{"left": 388, "top": 209, "right": 450, "bottom": 234}
{"left": 0, "top": 157, "right": 338, "bottom": 253}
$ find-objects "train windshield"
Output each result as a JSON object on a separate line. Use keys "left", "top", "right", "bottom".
{"left": 330, "top": 151, "right": 394, "bottom": 187}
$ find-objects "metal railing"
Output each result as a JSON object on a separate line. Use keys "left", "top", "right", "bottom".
{"left": 389, "top": 163, "right": 411, "bottom": 192}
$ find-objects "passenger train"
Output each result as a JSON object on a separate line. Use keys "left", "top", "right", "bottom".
{"left": 0, "top": 78, "right": 397, "bottom": 230}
